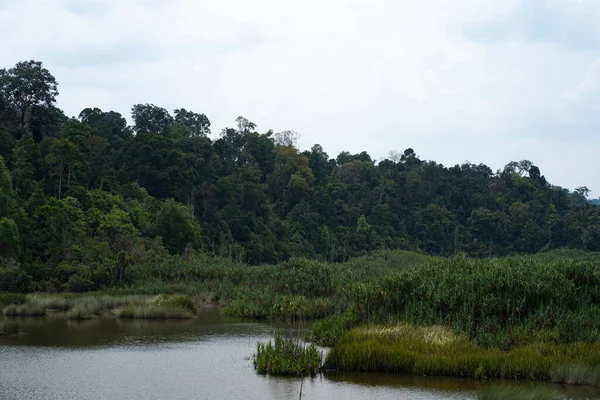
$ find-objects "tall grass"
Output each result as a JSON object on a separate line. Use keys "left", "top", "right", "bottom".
{"left": 254, "top": 333, "right": 323, "bottom": 377}
{"left": 3, "top": 304, "right": 47, "bottom": 317}
{"left": 307, "top": 310, "right": 358, "bottom": 346}
{"left": 350, "top": 256, "right": 600, "bottom": 347}
{"left": 325, "top": 324, "right": 600, "bottom": 380}
{"left": 116, "top": 304, "right": 192, "bottom": 319}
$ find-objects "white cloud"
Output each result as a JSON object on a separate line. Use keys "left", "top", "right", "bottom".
{"left": 0, "top": 0, "right": 599, "bottom": 195}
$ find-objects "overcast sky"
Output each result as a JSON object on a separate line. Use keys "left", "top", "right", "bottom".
{"left": 1, "top": 0, "right": 598, "bottom": 195}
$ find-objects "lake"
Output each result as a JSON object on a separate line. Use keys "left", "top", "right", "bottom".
{"left": 0, "top": 309, "right": 597, "bottom": 400}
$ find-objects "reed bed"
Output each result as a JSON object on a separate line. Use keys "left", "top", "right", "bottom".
{"left": 2, "top": 303, "right": 47, "bottom": 317}
{"left": 116, "top": 304, "right": 192, "bottom": 319}
{"left": 325, "top": 324, "right": 600, "bottom": 381}
{"left": 307, "top": 310, "right": 358, "bottom": 346}
{"left": 223, "top": 293, "right": 334, "bottom": 320}
{"left": 253, "top": 333, "right": 323, "bottom": 377}
{"left": 350, "top": 256, "right": 600, "bottom": 347}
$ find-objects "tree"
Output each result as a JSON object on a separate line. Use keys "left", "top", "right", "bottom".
{"left": 0, "top": 217, "right": 20, "bottom": 259}
{"left": 0, "top": 156, "right": 15, "bottom": 217}
{"left": 79, "top": 107, "right": 132, "bottom": 149}
{"left": 154, "top": 199, "right": 202, "bottom": 254}
{"left": 174, "top": 108, "right": 211, "bottom": 136}
{"left": 235, "top": 116, "right": 256, "bottom": 133}
{"left": 131, "top": 104, "right": 173, "bottom": 134}
{"left": 45, "top": 138, "right": 80, "bottom": 199}
{"left": 0, "top": 60, "right": 58, "bottom": 139}
{"left": 274, "top": 130, "right": 300, "bottom": 147}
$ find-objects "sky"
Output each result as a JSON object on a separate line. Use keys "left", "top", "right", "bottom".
{"left": 0, "top": 0, "right": 599, "bottom": 195}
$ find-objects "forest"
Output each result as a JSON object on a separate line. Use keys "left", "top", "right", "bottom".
{"left": 1, "top": 60, "right": 599, "bottom": 293}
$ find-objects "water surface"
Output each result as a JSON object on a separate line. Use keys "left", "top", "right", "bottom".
{"left": 1, "top": 311, "right": 598, "bottom": 400}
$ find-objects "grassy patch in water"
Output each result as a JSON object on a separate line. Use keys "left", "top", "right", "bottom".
{"left": 2, "top": 303, "right": 47, "bottom": 317}
{"left": 253, "top": 333, "right": 323, "bottom": 377}
{"left": 116, "top": 304, "right": 192, "bottom": 319}
{"left": 325, "top": 324, "right": 600, "bottom": 381}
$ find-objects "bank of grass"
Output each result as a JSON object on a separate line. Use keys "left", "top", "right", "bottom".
{"left": 325, "top": 324, "right": 600, "bottom": 382}
{"left": 3, "top": 303, "right": 47, "bottom": 317}
{"left": 254, "top": 333, "right": 323, "bottom": 377}
{"left": 116, "top": 304, "right": 193, "bottom": 319}
{"left": 0, "top": 294, "right": 199, "bottom": 320}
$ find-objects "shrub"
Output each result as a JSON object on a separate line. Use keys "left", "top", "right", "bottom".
{"left": 0, "top": 293, "right": 26, "bottom": 306}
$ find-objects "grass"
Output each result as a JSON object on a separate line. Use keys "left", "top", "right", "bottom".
{"left": 253, "top": 333, "right": 323, "bottom": 377}
{"left": 116, "top": 304, "right": 193, "bottom": 319}
{"left": 479, "top": 385, "right": 558, "bottom": 400}
{"left": 307, "top": 310, "right": 358, "bottom": 346}
{"left": 152, "top": 294, "right": 198, "bottom": 314}
{"left": 223, "top": 293, "right": 334, "bottom": 320}
{"left": 3, "top": 303, "right": 47, "bottom": 317}
{"left": 325, "top": 324, "right": 600, "bottom": 381}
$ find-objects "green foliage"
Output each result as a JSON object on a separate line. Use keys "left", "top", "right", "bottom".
{"left": 0, "top": 265, "right": 31, "bottom": 292}
{"left": 308, "top": 310, "right": 358, "bottom": 346}
{"left": 253, "top": 333, "right": 323, "bottom": 376}
{"left": 349, "top": 256, "right": 600, "bottom": 347}
{"left": 0, "top": 156, "right": 15, "bottom": 217}
{"left": 0, "top": 292, "right": 26, "bottom": 306}
{"left": 153, "top": 294, "right": 198, "bottom": 313}
{"left": 0, "top": 217, "right": 20, "bottom": 258}
{"left": 2, "top": 58, "right": 600, "bottom": 296}
{"left": 154, "top": 199, "right": 201, "bottom": 254}
{"left": 325, "top": 324, "right": 600, "bottom": 380}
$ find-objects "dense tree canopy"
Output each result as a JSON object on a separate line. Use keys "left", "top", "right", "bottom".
{"left": 1, "top": 60, "right": 599, "bottom": 291}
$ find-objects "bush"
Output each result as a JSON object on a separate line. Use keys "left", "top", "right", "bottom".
{"left": 0, "top": 293, "right": 26, "bottom": 306}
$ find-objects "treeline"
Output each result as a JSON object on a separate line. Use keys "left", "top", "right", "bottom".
{"left": 0, "top": 60, "right": 599, "bottom": 291}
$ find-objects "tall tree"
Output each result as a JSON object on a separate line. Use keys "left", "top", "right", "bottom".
{"left": 131, "top": 104, "right": 173, "bottom": 135}
{"left": 0, "top": 60, "right": 58, "bottom": 139}
{"left": 174, "top": 108, "right": 211, "bottom": 137}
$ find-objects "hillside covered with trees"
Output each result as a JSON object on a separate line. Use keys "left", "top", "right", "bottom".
{"left": 0, "top": 60, "right": 599, "bottom": 292}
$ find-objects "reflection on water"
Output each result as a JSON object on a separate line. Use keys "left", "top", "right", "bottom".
{"left": 1, "top": 311, "right": 598, "bottom": 400}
